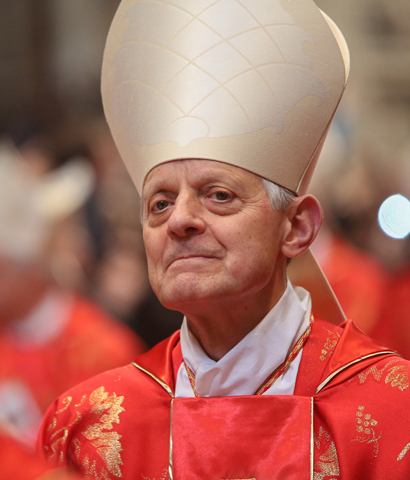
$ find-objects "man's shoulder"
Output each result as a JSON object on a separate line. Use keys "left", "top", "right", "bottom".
{"left": 39, "top": 363, "right": 140, "bottom": 432}
{"left": 59, "top": 362, "right": 140, "bottom": 396}
{"left": 41, "top": 331, "right": 179, "bottom": 416}
{"left": 314, "top": 318, "right": 410, "bottom": 402}
{"left": 349, "top": 352, "right": 410, "bottom": 395}
{"left": 296, "top": 317, "right": 394, "bottom": 396}
{"left": 38, "top": 357, "right": 173, "bottom": 472}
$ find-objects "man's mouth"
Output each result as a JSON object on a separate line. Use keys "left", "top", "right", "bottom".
{"left": 166, "top": 253, "right": 219, "bottom": 269}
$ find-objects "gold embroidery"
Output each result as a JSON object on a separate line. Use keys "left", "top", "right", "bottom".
{"left": 316, "top": 352, "right": 396, "bottom": 394}
{"left": 358, "top": 358, "right": 400, "bottom": 382}
{"left": 81, "top": 387, "right": 125, "bottom": 478}
{"left": 357, "top": 358, "right": 409, "bottom": 392}
{"left": 55, "top": 396, "right": 73, "bottom": 415}
{"left": 320, "top": 329, "right": 340, "bottom": 362}
{"left": 82, "top": 454, "right": 111, "bottom": 480}
{"left": 313, "top": 442, "right": 340, "bottom": 480}
{"left": 398, "top": 442, "right": 410, "bottom": 461}
{"left": 385, "top": 365, "right": 409, "bottom": 391}
{"left": 358, "top": 365, "right": 383, "bottom": 383}
{"left": 315, "top": 426, "right": 331, "bottom": 450}
{"left": 352, "top": 406, "right": 381, "bottom": 457}
{"left": 73, "top": 438, "right": 81, "bottom": 463}
{"left": 47, "top": 417, "right": 57, "bottom": 433}
{"left": 49, "top": 424, "right": 70, "bottom": 463}
{"left": 46, "top": 387, "right": 125, "bottom": 479}
{"left": 47, "top": 395, "right": 88, "bottom": 464}
{"left": 313, "top": 427, "right": 340, "bottom": 480}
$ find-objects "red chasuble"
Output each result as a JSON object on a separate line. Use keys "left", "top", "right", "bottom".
{"left": 38, "top": 318, "right": 410, "bottom": 479}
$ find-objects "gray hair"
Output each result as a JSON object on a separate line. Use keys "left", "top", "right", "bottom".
{"left": 261, "top": 178, "right": 296, "bottom": 210}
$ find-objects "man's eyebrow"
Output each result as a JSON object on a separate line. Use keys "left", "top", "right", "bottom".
{"left": 142, "top": 180, "right": 168, "bottom": 202}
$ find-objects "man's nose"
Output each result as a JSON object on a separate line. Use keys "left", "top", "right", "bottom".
{"left": 167, "top": 194, "right": 206, "bottom": 237}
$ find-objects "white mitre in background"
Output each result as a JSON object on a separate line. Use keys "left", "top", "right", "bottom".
{"left": 0, "top": 141, "right": 95, "bottom": 262}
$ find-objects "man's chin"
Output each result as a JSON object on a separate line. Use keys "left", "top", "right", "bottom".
{"left": 157, "top": 284, "right": 228, "bottom": 312}
{"left": 158, "top": 292, "right": 213, "bottom": 312}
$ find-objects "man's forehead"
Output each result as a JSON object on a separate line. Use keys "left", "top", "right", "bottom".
{"left": 143, "top": 158, "right": 262, "bottom": 192}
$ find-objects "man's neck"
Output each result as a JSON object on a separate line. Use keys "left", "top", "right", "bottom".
{"left": 184, "top": 275, "right": 287, "bottom": 361}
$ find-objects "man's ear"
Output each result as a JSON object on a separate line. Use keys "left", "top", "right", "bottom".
{"left": 281, "top": 195, "right": 323, "bottom": 258}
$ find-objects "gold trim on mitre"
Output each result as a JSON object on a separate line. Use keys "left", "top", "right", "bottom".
{"left": 102, "top": 0, "right": 350, "bottom": 195}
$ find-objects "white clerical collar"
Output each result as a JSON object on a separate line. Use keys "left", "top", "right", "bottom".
{"left": 176, "top": 278, "right": 311, "bottom": 398}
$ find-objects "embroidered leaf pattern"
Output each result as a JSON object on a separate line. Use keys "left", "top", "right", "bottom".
{"left": 358, "top": 359, "right": 409, "bottom": 391}
{"left": 314, "top": 442, "right": 340, "bottom": 480}
{"left": 385, "top": 365, "right": 409, "bottom": 391}
{"left": 314, "top": 427, "right": 340, "bottom": 480}
{"left": 81, "top": 387, "right": 125, "bottom": 478}
{"left": 46, "top": 387, "right": 125, "bottom": 479}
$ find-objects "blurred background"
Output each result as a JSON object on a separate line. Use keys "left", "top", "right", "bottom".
{"left": 0, "top": 0, "right": 409, "bottom": 451}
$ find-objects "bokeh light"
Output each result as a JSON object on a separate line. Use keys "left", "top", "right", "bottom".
{"left": 378, "top": 194, "right": 410, "bottom": 239}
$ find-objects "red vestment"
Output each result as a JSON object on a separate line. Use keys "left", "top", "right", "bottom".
{"left": 316, "top": 235, "right": 387, "bottom": 334}
{"left": 0, "top": 427, "right": 85, "bottom": 480}
{"left": 370, "top": 265, "right": 410, "bottom": 360}
{"left": 39, "top": 318, "right": 410, "bottom": 479}
{"left": 0, "top": 295, "right": 145, "bottom": 444}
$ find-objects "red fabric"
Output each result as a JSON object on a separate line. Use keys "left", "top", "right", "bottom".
{"left": 0, "top": 432, "right": 47, "bottom": 480}
{"left": 39, "top": 318, "right": 410, "bottom": 479}
{"left": 172, "top": 395, "right": 312, "bottom": 480}
{"left": 0, "top": 296, "right": 145, "bottom": 421}
{"left": 371, "top": 266, "right": 410, "bottom": 360}
{"left": 318, "top": 235, "right": 387, "bottom": 333}
{"left": 0, "top": 428, "right": 84, "bottom": 480}
{"left": 137, "top": 330, "right": 180, "bottom": 392}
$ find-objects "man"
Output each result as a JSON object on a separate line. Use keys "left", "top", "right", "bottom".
{"left": 39, "top": 1, "right": 410, "bottom": 479}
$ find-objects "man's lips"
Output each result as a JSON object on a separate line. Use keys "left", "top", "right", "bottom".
{"left": 166, "top": 253, "right": 219, "bottom": 268}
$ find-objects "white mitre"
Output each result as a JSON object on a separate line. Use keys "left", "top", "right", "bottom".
{"left": 102, "top": 0, "right": 349, "bottom": 195}
{"left": 101, "top": 0, "right": 350, "bottom": 323}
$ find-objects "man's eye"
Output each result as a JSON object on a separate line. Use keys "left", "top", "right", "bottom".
{"left": 153, "top": 200, "right": 169, "bottom": 211}
{"left": 213, "top": 191, "right": 230, "bottom": 201}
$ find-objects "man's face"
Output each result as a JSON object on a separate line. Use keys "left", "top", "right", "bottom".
{"left": 0, "top": 255, "right": 46, "bottom": 325}
{"left": 142, "top": 160, "right": 289, "bottom": 312}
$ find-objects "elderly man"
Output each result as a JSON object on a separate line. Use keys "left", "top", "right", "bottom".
{"left": 39, "top": 1, "right": 410, "bottom": 479}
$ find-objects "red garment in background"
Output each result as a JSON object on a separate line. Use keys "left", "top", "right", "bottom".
{"left": 0, "top": 296, "right": 145, "bottom": 443}
{"left": 0, "top": 426, "right": 86, "bottom": 480}
{"left": 317, "top": 235, "right": 387, "bottom": 333}
{"left": 38, "top": 318, "right": 410, "bottom": 480}
{"left": 370, "top": 265, "right": 410, "bottom": 360}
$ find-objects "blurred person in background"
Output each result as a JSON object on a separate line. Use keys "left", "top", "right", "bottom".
{"left": 371, "top": 250, "right": 410, "bottom": 359}
{"left": 366, "top": 143, "right": 410, "bottom": 359}
{"left": 0, "top": 139, "right": 145, "bottom": 446}
{"left": 309, "top": 120, "right": 388, "bottom": 334}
